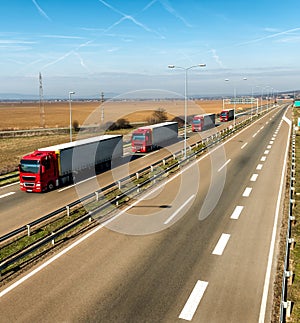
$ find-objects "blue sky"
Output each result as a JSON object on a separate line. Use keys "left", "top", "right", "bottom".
{"left": 1, "top": 0, "right": 300, "bottom": 98}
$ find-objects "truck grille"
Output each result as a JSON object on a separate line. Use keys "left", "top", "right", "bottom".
{"left": 22, "top": 176, "right": 36, "bottom": 181}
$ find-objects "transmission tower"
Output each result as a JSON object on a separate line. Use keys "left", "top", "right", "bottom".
{"left": 39, "top": 72, "right": 45, "bottom": 128}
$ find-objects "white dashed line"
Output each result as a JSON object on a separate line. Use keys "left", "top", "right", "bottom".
{"left": 261, "top": 156, "right": 267, "bottom": 162}
{"left": 250, "top": 174, "right": 259, "bottom": 182}
{"left": 212, "top": 233, "right": 231, "bottom": 255}
{"left": 231, "top": 206, "right": 244, "bottom": 220}
{"left": 179, "top": 280, "right": 209, "bottom": 321}
{"left": 257, "top": 162, "right": 264, "bottom": 171}
{"left": 243, "top": 187, "right": 252, "bottom": 197}
{"left": 264, "top": 150, "right": 270, "bottom": 155}
{"left": 218, "top": 159, "right": 231, "bottom": 172}
{"left": 241, "top": 142, "right": 248, "bottom": 149}
{"left": 0, "top": 192, "right": 15, "bottom": 199}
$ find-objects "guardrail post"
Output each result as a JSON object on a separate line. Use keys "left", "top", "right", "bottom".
{"left": 118, "top": 180, "right": 121, "bottom": 189}
{"left": 136, "top": 172, "right": 139, "bottom": 180}
{"left": 288, "top": 238, "right": 295, "bottom": 250}
{"left": 95, "top": 191, "right": 99, "bottom": 201}
{"left": 51, "top": 232, "right": 55, "bottom": 245}
{"left": 150, "top": 165, "right": 154, "bottom": 172}
{"left": 66, "top": 205, "right": 70, "bottom": 216}
{"left": 163, "top": 159, "right": 166, "bottom": 166}
{"left": 27, "top": 224, "right": 31, "bottom": 237}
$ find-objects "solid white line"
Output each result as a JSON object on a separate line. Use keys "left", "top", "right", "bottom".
{"left": 250, "top": 174, "right": 259, "bottom": 182}
{"left": 218, "top": 159, "right": 231, "bottom": 172}
{"left": 241, "top": 142, "right": 248, "bottom": 149}
{"left": 179, "top": 280, "right": 208, "bottom": 321}
{"left": 212, "top": 233, "right": 231, "bottom": 255}
{"left": 58, "top": 176, "right": 97, "bottom": 192}
{"left": 261, "top": 156, "right": 267, "bottom": 162}
{"left": 1, "top": 182, "right": 19, "bottom": 189}
{"left": 0, "top": 192, "right": 15, "bottom": 199}
{"left": 231, "top": 206, "right": 244, "bottom": 220}
{"left": 242, "top": 187, "right": 252, "bottom": 197}
{"left": 256, "top": 164, "right": 263, "bottom": 170}
{"left": 259, "top": 108, "right": 291, "bottom": 322}
{"left": 164, "top": 194, "right": 195, "bottom": 225}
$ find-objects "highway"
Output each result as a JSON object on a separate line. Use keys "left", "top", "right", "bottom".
{"left": 0, "top": 105, "right": 291, "bottom": 322}
{"left": 0, "top": 114, "right": 245, "bottom": 236}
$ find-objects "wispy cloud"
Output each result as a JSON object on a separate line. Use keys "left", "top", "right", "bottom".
{"left": 143, "top": 0, "right": 192, "bottom": 28}
{"left": 210, "top": 48, "right": 224, "bottom": 68}
{"left": 238, "top": 27, "right": 300, "bottom": 46}
{"left": 32, "top": 0, "right": 51, "bottom": 21}
{"left": 98, "top": 0, "right": 165, "bottom": 39}
{"left": 41, "top": 39, "right": 93, "bottom": 71}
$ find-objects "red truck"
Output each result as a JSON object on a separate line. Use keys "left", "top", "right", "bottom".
{"left": 220, "top": 109, "right": 234, "bottom": 122}
{"left": 191, "top": 113, "right": 216, "bottom": 132}
{"left": 131, "top": 121, "right": 178, "bottom": 153}
{"left": 19, "top": 135, "right": 123, "bottom": 192}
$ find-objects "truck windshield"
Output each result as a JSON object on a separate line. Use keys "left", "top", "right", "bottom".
{"left": 221, "top": 112, "right": 227, "bottom": 116}
{"left": 132, "top": 134, "right": 145, "bottom": 141}
{"left": 192, "top": 119, "right": 201, "bottom": 124}
{"left": 20, "top": 160, "right": 40, "bottom": 174}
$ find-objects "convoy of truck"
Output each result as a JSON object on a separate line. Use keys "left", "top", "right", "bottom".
{"left": 18, "top": 107, "right": 237, "bottom": 192}
{"left": 191, "top": 113, "right": 216, "bottom": 132}
{"left": 220, "top": 109, "right": 234, "bottom": 122}
{"left": 19, "top": 135, "right": 123, "bottom": 192}
{"left": 131, "top": 121, "right": 178, "bottom": 153}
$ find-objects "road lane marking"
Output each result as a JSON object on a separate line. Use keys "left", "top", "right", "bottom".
{"left": 179, "top": 280, "right": 208, "bottom": 321}
{"left": 0, "top": 192, "right": 15, "bottom": 199}
{"left": 243, "top": 187, "right": 252, "bottom": 197}
{"left": 164, "top": 194, "right": 195, "bottom": 225}
{"left": 256, "top": 164, "right": 263, "bottom": 170}
{"left": 267, "top": 145, "right": 272, "bottom": 149}
{"left": 264, "top": 150, "right": 270, "bottom": 155}
{"left": 212, "top": 233, "right": 231, "bottom": 255}
{"left": 261, "top": 156, "right": 267, "bottom": 162}
{"left": 58, "top": 176, "right": 97, "bottom": 192}
{"left": 218, "top": 159, "right": 231, "bottom": 172}
{"left": 230, "top": 206, "right": 244, "bottom": 220}
{"left": 250, "top": 174, "right": 259, "bottom": 182}
{"left": 269, "top": 141, "right": 274, "bottom": 144}
{"left": 252, "top": 131, "right": 259, "bottom": 138}
{"left": 241, "top": 142, "right": 248, "bottom": 149}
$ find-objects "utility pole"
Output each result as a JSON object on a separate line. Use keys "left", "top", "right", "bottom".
{"left": 39, "top": 72, "right": 45, "bottom": 128}
{"left": 101, "top": 92, "right": 104, "bottom": 122}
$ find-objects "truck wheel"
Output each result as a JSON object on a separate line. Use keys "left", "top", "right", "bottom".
{"left": 47, "top": 181, "right": 55, "bottom": 191}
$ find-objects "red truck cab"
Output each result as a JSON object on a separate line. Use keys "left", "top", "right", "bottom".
{"left": 19, "top": 151, "right": 58, "bottom": 192}
{"left": 131, "top": 128, "right": 152, "bottom": 153}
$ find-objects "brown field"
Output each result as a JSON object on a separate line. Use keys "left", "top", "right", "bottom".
{"left": 0, "top": 99, "right": 263, "bottom": 174}
{"left": 0, "top": 99, "right": 259, "bottom": 130}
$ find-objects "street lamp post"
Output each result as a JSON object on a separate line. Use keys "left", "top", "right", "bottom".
{"left": 168, "top": 64, "right": 206, "bottom": 159}
{"left": 69, "top": 91, "right": 75, "bottom": 142}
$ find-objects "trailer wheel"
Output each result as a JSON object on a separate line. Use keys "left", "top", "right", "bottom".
{"left": 47, "top": 181, "right": 55, "bottom": 191}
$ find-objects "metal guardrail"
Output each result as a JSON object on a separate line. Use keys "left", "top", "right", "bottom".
{"left": 0, "top": 108, "right": 273, "bottom": 275}
{"left": 280, "top": 126, "right": 296, "bottom": 322}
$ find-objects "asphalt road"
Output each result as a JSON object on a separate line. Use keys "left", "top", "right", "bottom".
{"left": 0, "top": 112, "right": 249, "bottom": 236}
{"left": 0, "top": 104, "right": 291, "bottom": 322}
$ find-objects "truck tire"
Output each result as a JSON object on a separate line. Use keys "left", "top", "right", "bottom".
{"left": 47, "top": 181, "right": 55, "bottom": 191}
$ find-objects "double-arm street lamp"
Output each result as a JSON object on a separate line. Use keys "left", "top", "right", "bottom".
{"left": 168, "top": 64, "right": 206, "bottom": 159}
{"left": 69, "top": 91, "right": 75, "bottom": 142}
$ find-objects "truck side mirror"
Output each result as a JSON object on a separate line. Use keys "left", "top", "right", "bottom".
{"left": 41, "top": 165, "right": 45, "bottom": 174}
